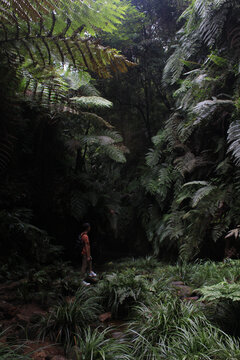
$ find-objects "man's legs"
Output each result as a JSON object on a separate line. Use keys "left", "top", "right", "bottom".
{"left": 88, "top": 259, "right": 92, "bottom": 274}
{"left": 81, "top": 255, "right": 87, "bottom": 277}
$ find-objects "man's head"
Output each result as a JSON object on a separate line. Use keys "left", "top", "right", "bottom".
{"left": 82, "top": 222, "right": 91, "bottom": 233}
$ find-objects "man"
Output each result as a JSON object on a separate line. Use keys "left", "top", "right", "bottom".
{"left": 80, "top": 223, "right": 97, "bottom": 285}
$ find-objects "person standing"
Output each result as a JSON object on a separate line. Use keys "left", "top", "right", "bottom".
{"left": 80, "top": 223, "right": 97, "bottom": 285}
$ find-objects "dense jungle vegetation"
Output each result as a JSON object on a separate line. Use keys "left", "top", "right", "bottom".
{"left": 2, "top": 0, "right": 240, "bottom": 359}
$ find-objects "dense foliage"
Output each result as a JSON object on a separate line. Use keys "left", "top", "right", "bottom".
{"left": 3, "top": 0, "right": 240, "bottom": 264}
{"left": 2, "top": 258, "right": 240, "bottom": 358}
{"left": 4, "top": 1, "right": 240, "bottom": 359}
{"left": 99, "top": 0, "right": 240, "bottom": 260}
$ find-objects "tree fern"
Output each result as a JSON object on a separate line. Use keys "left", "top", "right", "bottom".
{"left": 0, "top": 0, "right": 135, "bottom": 108}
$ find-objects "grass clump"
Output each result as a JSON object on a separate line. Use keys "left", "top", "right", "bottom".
{"left": 70, "top": 327, "right": 134, "bottom": 360}
{"left": 36, "top": 285, "right": 102, "bottom": 347}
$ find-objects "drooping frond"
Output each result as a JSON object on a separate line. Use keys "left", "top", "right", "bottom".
{"left": 71, "top": 191, "right": 89, "bottom": 220}
{"left": 183, "top": 181, "right": 209, "bottom": 187}
{"left": 79, "top": 113, "right": 113, "bottom": 129}
{"left": 192, "top": 98, "right": 234, "bottom": 126}
{"left": 0, "top": 28, "right": 134, "bottom": 79}
{"left": 174, "top": 151, "right": 208, "bottom": 176}
{"left": 0, "top": 134, "right": 14, "bottom": 173}
{"left": 102, "top": 144, "right": 126, "bottom": 163}
{"left": 0, "top": 0, "right": 135, "bottom": 107}
{"left": 162, "top": 47, "right": 186, "bottom": 85}
{"left": 227, "top": 120, "right": 240, "bottom": 166}
{"left": 163, "top": 0, "right": 239, "bottom": 85}
{"left": 0, "top": 0, "right": 128, "bottom": 35}
{"left": 145, "top": 149, "right": 160, "bottom": 168}
{"left": 71, "top": 96, "right": 113, "bottom": 109}
{"left": 0, "top": 0, "right": 56, "bottom": 22}
{"left": 191, "top": 184, "right": 216, "bottom": 207}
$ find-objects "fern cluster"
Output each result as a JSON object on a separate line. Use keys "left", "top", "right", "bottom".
{"left": 140, "top": 0, "right": 240, "bottom": 260}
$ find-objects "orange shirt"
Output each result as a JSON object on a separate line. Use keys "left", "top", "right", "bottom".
{"left": 81, "top": 232, "right": 91, "bottom": 257}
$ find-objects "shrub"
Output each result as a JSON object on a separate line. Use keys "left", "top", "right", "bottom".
{"left": 198, "top": 281, "right": 240, "bottom": 302}
{"left": 95, "top": 269, "right": 152, "bottom": 317}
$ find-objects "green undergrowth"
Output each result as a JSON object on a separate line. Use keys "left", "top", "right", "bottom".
{"left": 3, "top": 257, "right": 240, "bottom": 358}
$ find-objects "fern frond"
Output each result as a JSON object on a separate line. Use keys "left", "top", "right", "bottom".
{"left": 102, "top": 145, "right": 126, "bottom": 163}
{"left": 71, "top": 96, "right": 113, "bottom": 109}
{"left": 145, "top": 149, "right": 160, "bottom": 168}
{"left": 70, "top": 191, "right": 89, "bottom": 220}
{"left": 198, "top": 281, "right": 240, "bottom": 302}
{"left": 162, "top": 47, "right": 186, "bottom": 85}
{"left": 0, "top": 134, "right": 14, "bottom": 173}
{"left": 192, "top": 184, "right": 216, "bottom": 207}
{"left": 174, "top": 152, "right": 208, "bottom": 176}
{"left": 212, "top": 221, "right": 231, "bottom": 242}
{"left": 183, "top": 181, "right": 209, "bottom": 187}
{"left": 151, "top": 131, "right": 167, "bottom": 147}
{"left": 0, "top": 0, "right": 56, "bottom": 22}
{"left": 80, "top": 113, "right": 113, "bottom": 129}
{"left": 227, "top": 120, "right": 240, "bottom": 166}
{"left": 192, "top": 98, "right": 234, "bottom": 125}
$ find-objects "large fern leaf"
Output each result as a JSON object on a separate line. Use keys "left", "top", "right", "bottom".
{"left": 71, "top": 96, "right": 113, "bottom": 109}
{"left": 191, "top": 184, "right": 216, "bottom": 207}
{"left": 192, "top": 98, "right": 234, "bottom": 125}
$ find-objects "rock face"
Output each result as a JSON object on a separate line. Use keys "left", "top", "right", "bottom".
{"left": 171, "top": 282, "right": 193, "bottom": 298}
